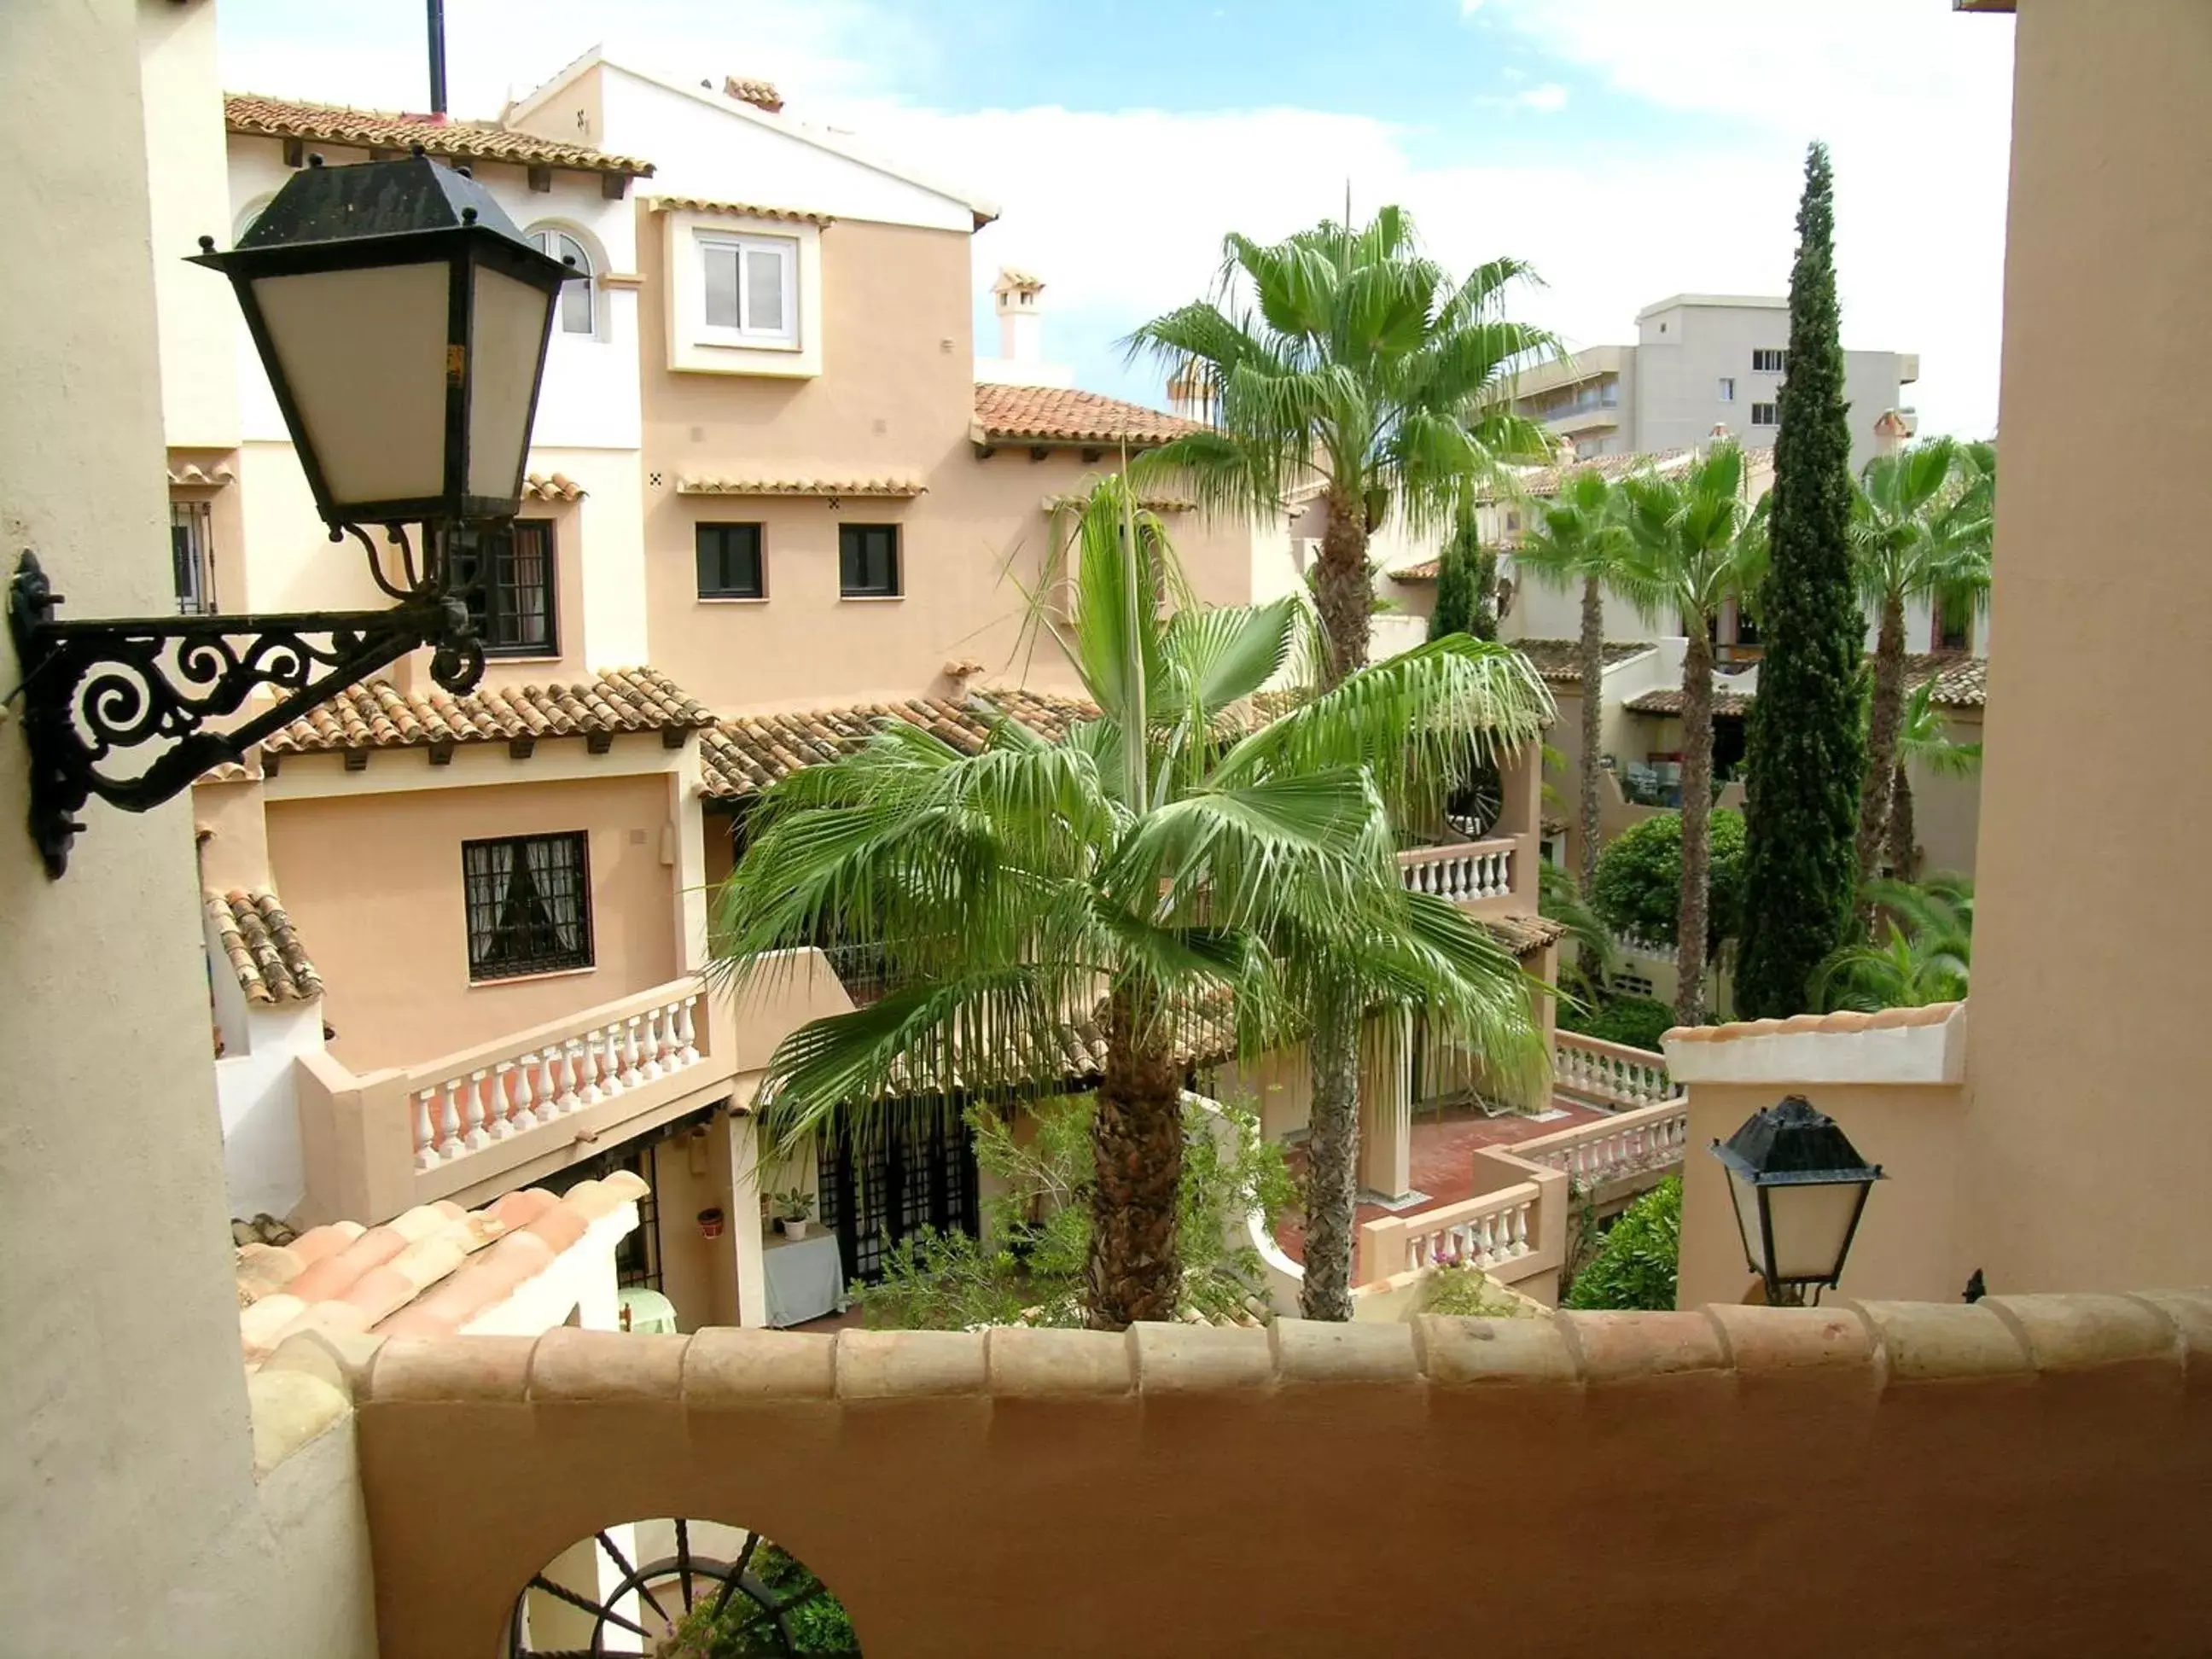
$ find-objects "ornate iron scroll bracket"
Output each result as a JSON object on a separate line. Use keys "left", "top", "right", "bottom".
{"left": 8, "top": 546, "right": 484, "bottom": 878}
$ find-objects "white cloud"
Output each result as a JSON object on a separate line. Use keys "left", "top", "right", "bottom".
{"left": 1514, "top": 83, "right": 1569, "bottom": 114}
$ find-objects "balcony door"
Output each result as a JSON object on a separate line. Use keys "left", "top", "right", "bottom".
{"left": 818, "top": 1106, "right": 980, "bottom": 1284}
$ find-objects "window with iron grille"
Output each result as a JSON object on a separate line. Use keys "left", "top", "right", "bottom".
{"left": 462, "top": 831, "right": 592, "bottom": 981}
{"left": 454, "top": 519, "right": 557, "bottom": 656}
{"left": 696, "top": 521, "right": 765, "bottom": 598}
{"left": 839, "top": 523, "right": 900, "bottom": 597}
{"left": 171, "top": 498, "right": 215, "bottom": 615}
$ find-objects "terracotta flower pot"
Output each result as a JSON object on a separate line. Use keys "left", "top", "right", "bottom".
{"left": 696, "top": 1207, "right": 725, "bottom": 1239}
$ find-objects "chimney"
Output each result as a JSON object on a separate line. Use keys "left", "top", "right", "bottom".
{"left": 1167, "top": 358, "right": 1216, "bottom": 426}
{"left": 1872, "top": 407, "right": 1915, "bottom": 457}
{"left": 991, "top": 268, "right": 1046, "bottom": 365}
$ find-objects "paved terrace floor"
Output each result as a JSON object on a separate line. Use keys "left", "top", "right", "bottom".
{"left": 1273, "top": 1098, "right": 1613, "bottom": 1282}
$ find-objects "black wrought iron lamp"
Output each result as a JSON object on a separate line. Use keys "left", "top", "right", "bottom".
{"left": 7, "top": 148, "right": 579, "bottom": 876}
{"left": 1710, "top": 1095, "right": 1885, "bottom": 1307}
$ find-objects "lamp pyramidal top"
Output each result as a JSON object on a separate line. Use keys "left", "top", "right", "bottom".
{"left": 190, "top": 150, "right": 580, "bottom": 532}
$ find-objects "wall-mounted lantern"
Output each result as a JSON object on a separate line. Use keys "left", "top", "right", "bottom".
{"left": 9, "top": 149, "right": 579, "bottom": 876}
{"left": 1710, "top": 1094, "right": 1884, "bottom": 1307}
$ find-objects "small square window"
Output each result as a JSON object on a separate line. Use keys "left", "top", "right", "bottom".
{"left": 453, "top": 519, "right": 558, "bottom": 657}
{"left": 701, "top": 231, "right": 799, "bottom": 345}
{"left": 462, "top": 832, "right": 592, "bottom": 981}
{"left": 696, "top": 522, "right": 765, "bottom": 598}
{"left": 1750, "top": 402, "right": 1779, "bottom": 428}
{"left": 1717, "top": 376, "right": 1736, "bottom": 403}
{"left": 840, "top": 523, "right": 901, "bottom": 597}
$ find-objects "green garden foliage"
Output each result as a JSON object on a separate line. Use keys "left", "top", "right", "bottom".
{"left": 1556, "top": 993, "right": 1675, "bottom": 1054}
{"left": 1592, "top": 809, "right": 1748, "bottom": 950}
{"left": 667, "top": 1541, "right": 860, "bottom": 1656}
{"left": 1735, "top": 140, "right": 1866, "bottom": 1019}
{"left": 1426, "top": 513, "right": 1498, "bottom": 642}
{"left": 1563, "top": 1176, "right": 1681, "bottom": 1312}
{"left": 1419, "top": 1265, "right": 1540, "bottom": 1318}
{"left": 849, "top": 1095, "right": 1295, "bottom": 1331}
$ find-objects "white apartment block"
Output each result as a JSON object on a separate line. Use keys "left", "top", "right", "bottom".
{"left": 1511, "top": 294, "right": 1919, "bottom": 474}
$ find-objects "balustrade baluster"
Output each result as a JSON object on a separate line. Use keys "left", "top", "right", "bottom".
{"left": 594, "top": 1027, "right": 623, "bottom": 1097}
{"left": 436, "top": 1079, "right": 464, "bottom": 1158}
{"left": 513, "top": 1055, "right": 538, "bottom": 1126}
{"left": 527, "top": 1051, "right": 562, "bottom": 1126}
{"left": 1511, "top": 1202, "right": 1531, "bottom": 1255}
{"left": 487, "top": 1062, "right": 517, "bottom": 1139}
{"left": 676, "top": 997, "right": 700, "bottom": 1065}
{"left": 617, "top": 1016, "right": 641, "bottom": 1086}
{"left": 632, "top": 1009, "right": 661, "bottom": 1082}
{"left": 552, "top": 1041, "right": 580, "bottom": 1112}
{"left": 460, "top": 1070, "right": 491, "bottom": 1150}
{"left": 412, "top": 1090, "right": 439, "bottom": 1171}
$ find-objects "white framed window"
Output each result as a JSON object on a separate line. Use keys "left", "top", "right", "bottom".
{"left": 528, "top": 228, "right": 596, "bottom": 335}
{"left": 700, "top": 232, "right": 799, "bottom": 346}
{"left": 1752, "top": 348, "right": 1787, "bottom": 374}
{"left": 1751, "top": 402, "right": 1779, "bottom": 427}
{"left": 1717, "top": 376, "right": 1736, "bottom": 402}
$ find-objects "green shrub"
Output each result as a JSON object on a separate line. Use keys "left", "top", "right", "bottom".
{"left": 1419, "top": 1266, "right": 1539, "bottom": 1318}
{"left": 1563, "top": 1176, "right": 1680, "bottom": 1312}
{"left": 665, "top": 1540, "right": 860, "bottom": 1656}
{"left": 1592, "top": 809, "right": 1748, "bottom": 948}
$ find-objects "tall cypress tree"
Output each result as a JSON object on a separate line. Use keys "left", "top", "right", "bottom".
{"left": 1734, "top": 142, "right": 1865, "bottom": 1019}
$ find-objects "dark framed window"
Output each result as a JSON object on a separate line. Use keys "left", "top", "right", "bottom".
{"left": 170, "top": 498, "right": 215, "bottom": 614}
{"left": 839, "top": 523, "right": 901, "bottom": 597}
{"left": 818, "top": 1108, "right": 978, "bottom": 1284}
{"left": 1752, "top": 347, "right": 1787, "bottom": 373}
{"left": 696, "top": 521, "right": 765, "bottom": 598}
{"left": 455, "top": 518, "right": 557, "bottom": 656}
{"left": 462, "top": 831, "right": 592, "bottom": 981}
{"left": 1750, "top": 402, "right": 1779, "bottom": 428}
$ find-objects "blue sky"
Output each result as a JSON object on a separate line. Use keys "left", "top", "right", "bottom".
{"left": 218, "top": 1, "right": 2016, "bottom": 436}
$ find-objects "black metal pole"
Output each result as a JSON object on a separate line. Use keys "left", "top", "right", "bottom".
{"left": 426, "top": 0, "right": 448, "bottom": 115}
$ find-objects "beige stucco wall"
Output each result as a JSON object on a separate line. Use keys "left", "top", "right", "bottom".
{"left": 1904, "top": 708, "right": 1982, "bottom": 879}
{"left": 0, "top": 3, "right": 375, "bottom": 1650}
{"left": 1962, "top": 0, "right": 2212, "bottom": 1294}
{"left": 637, "top": 214, "right": 1251, "bottom": 709}
{"left": 264, "top": 770, "right": 684, "bottom": 1071}
{"left": 359, "top": 1303, "right": 2212, "bottom": 1658}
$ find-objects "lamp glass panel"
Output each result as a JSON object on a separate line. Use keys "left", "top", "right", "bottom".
{"left": 466, "top": 262, "right": 555, "bottom": 503}
{"left": 1767, "top": 1179, "right": 1866, "bottom": 1281}
{"left": 250, "top": 261, "right": 448, "bottom": 507}
{"left": 1726, "top": 1168, "right": 1766, "bottom": 1274}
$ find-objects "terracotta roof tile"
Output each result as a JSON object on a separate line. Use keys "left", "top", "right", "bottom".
{"left": 1624, "top": 682, "right": 1758, "bottom": 719}
{"left": 224, "top": 93, "right": 652, "bottom": 176}
{"left": 207, "top": 888, "right": 323, "bottom": 1005}
{"left": 1476, "top": 447, "right": 1703, "bottom": 504}
{"left": 1483, "top": 913, "right": 1569, "bottom": 957}
{"left": 521, "top": 472, "right": 586, "bottom": 502}
{"left": 645, "top": 195, "right": 834, "bottom": 227}
{"left": 167, "top": 463, "right": 235, "bottom": 489}
{"left": 677, "top": 474, "right": 924, "bottom": 498}
{"left": 698, "top": 689, "right": 1097, "bottom": 799}
{"left": 1500, "top": 638, "right": 1653, "bottom": 686}
{"left": 234, "top": 1173, "right": 648, "bottom": 1365}
{"left": 1627, "top": 654, "right": 1985, "bottom": 719}
{"left": 722, "top": 76, "right": 783, "bottom": 114}
{"left": 1664, "top": 999, "right": 1964, "bottom": 1045}
{"left": 975, "top": 383, "right": 1201, "bottom": 448}
{"left": 262, "top": 667, "right": 715, "bottom": 756}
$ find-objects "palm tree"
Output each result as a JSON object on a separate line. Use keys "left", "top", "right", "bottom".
{"left": 1614, "top": 443, "right": 1767, "bottom": 1024}
{"left": 711, "top": 478, "right": 1552, "bottom": 1329}
{"left": 1513, "top": 468, "right": 1634, "bottom": 893}
{"left": 1125, "top": 205, "right": 1557, "bottom": 690}
{"left": 1882, "top": 676, "right": 1983, "bottom": 881}
{"left": 1812, "top": 872, "right": 1974, "bottom": 1011}
{"left": 1850, "top": 439, "right": 1995, "bottom": 883}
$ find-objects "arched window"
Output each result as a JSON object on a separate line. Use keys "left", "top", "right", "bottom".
{"left": 529, "top": 227, "right": 596, "bottom": 336}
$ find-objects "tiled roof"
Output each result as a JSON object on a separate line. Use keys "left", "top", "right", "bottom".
{"left": 263, "top": 667, "right": 716, "bottom": 755}
{"left": 699, "top": 690, "right": 1097, "bottom": 799}
{"left": 521, "top": 472, "right": 586, "bottom": 501}
{"left": 677, "top": 474, "right": 924, "bottom": 498}
{"left": 167, "top": 463, "right": 234, "bottom": 489}
{"left": 1506, "top": 638, "right": 1654, "bottom": 687}
{"left": 645, "top": 195, "right": 834, "bottom": 227}
{"left": 876, "top": 998, "right": 1236, "bottom": 1102}
{"left": 1623, "top": 683, "right": 1757, "bottom": 719}
{"left": 1484, "top": 913, "right": 1569, "bottom": 957}
{"left": 1475, "top": 447, "right": 1701, "bottom": 503}
{"left": 1665, "top": 999, "right": 1963, "bottom": 1045}
{"left": 723, "top": 76, "right": 783, "bottom": 114}
{"left": 1043, "top": 493, "right": 1196, "bottom": 514}
{"left": 206, "top": 888, "right": 323, "bottom": 1005}
{"left": 992, "top": 267, "right": 1045, "bottom": 294}
{"left": 975, "top": 384, "right": 1202, "bottom": 448}
{"left": 232, "top": 1173, "right": 647, "bottom": 1365}
{"left": 224, "top": 93, "right": 652, "bottom": 176}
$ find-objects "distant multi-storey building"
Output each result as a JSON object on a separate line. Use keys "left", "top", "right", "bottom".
{"left": 1509, "top": 294, "right": 1920, "bottom": 472}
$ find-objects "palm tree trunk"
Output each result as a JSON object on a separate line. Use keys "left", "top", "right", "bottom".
{"left": 1577, "top": 573, "right": 1605, "bottom": 893}
{"left": 1299, "top": 987, "right": 1360, "bottom": 1322}
{"left": 1314, "top": 489, "right": 1373, "bottom": 688}
{"left": 1855, "top": 594, "right": 1909, "bottom": 888}
{"left": 1674, "top": 627, "right": 1716, "bottom": 1026}
{"left": 1884, "top": 762, "right": 1917, "bottom": 882}
{"left": 1086, "top": 986, "right": 1185, "bottom": 1330}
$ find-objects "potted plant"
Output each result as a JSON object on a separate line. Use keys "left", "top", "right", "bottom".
{"left": 696, "top": 1206, "right": 725, "bottom": 1240}
{"left": 771, "top": 1189, "right": 817, "bottom": 1241}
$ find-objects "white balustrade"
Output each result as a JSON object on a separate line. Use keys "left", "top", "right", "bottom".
{"left": 1551, "top": 1031, "right": 1682, "bottom": 1112}
{"left": 1393, "top": 1188, "right": 1538, "bottom": 1278}
{"left": 405, "top": 986, "right": 710, "bottom": 1173}
{"left": 1396, "top": 838, "right": 1516, "bottom": 904}
{"left": 1516, "top": 1098, "right": 1691, "bottom": 1190}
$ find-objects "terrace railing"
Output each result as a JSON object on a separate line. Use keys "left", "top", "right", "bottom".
{"left": 1551, "top": 1030, "right": 1681, "bottom": 1111}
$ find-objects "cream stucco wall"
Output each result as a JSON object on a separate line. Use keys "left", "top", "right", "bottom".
{"left": 263, "top": 768, "right": 685, "bottom": 1072}
{"left": 0, "top": 3, "right": 375, "bottom": 1650}
{"left": 1961, "top": 0, "right": 2212, "bottom": 1295}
